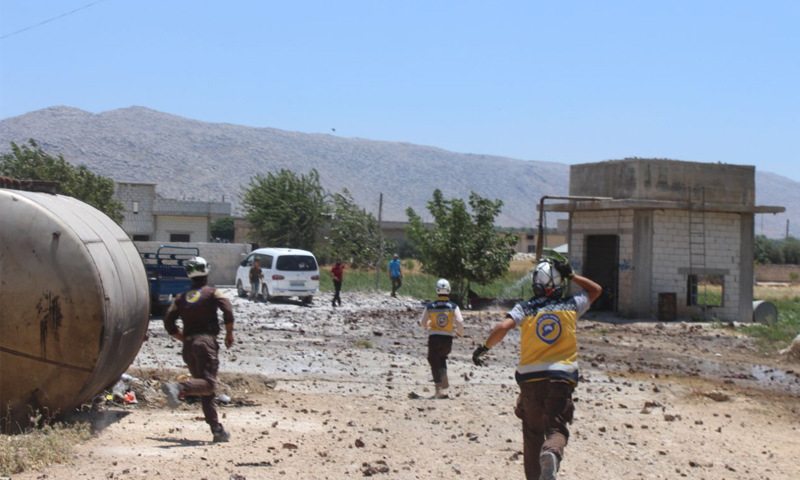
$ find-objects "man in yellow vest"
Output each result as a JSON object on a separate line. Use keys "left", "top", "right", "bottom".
{"left": 472, "top": 259, "right": 601, "bottom": 480}
{"left": 420, "top": 278, "right": 464, "bottom": 399}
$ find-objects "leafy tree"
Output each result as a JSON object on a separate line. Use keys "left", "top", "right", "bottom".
{"left": 0, "top": 139, "right": 123, "bottom": 223}
{"left": 406, "top": 189, "right": 517, "bottom": 305}
{"left": 211, "top": 216, "right": 235, "bottom": 242}
{"left": 755, "top": 235, "right": 774, "bottom": 264}
{"left": 395, "top": 237, "right": 420, "bottom": 260}
{"left": 241, "top": 169, "right": 327, "bottom": 251}
{"left": 783, "top": 236, "right": 800, "bottom": 265}
{"left": 325, "top": 189, "right": 388, "bottom": 267}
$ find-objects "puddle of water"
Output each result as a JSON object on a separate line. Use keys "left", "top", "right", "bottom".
{"left": 749, "top": 365, "right": 800, "bottom": 391}
{"left": 694, "top": 360, "right": 800, "bottom": 394}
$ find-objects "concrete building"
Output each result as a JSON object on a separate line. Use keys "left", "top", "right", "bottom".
{"left": 505, "top": 231, "right": 567, "bottom": 254}
{"left": 114, "top": 182, "right": 231, "bottom": 243}
{"left": 544, "top": 159, "right": 784, "bottom": 322}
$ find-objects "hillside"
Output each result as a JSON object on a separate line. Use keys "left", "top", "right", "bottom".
{"left": 1, "top": 106, "right": 796, "bottom": 236}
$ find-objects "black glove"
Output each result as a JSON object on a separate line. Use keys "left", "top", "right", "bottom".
{"left": 554, "top": 260, "right": 574, "bottom": 281}
{"left": 472, "top": 343, "right": 489, "bottom": 366}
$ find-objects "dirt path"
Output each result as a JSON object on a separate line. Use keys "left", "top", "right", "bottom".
{"left": 13, "top": 290, "right": 800, "bottom": 480}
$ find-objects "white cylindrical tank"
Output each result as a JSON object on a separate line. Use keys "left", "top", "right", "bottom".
{"left": 752, "top": 300, "right": 778, "bottom": 325}
{"left": 0, "top": 188, "right": 149, "bottom": 431}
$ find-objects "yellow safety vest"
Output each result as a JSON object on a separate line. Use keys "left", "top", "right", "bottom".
{"left": 426, "top": 298, "right": 458, "bottom": 336}
{"left": 512, "top": 296, "right": 583, "bottom": 384}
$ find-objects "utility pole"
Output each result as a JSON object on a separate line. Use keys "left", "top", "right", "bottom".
{"left": 375, "top": 193, "right": 383, "bottom": 290}
{"left": 787, "top": 219, "right": 790, "bottom": 240}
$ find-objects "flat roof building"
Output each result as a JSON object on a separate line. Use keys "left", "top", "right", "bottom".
{"left": 114, "top": 182, "right": 231, "bottom": 243}
{"left": 544, "top": 159, "right": 784, "bottom": 322}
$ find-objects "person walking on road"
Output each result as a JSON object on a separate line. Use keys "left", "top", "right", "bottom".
{"left": 388, "top": 254, "right": 403, "bottom": 297}
{"left": 161, "top": 257, "right": 235, "bottom": 443}
{"left": 249, "top": 257, "right": 264, "bottom": 302}
{"left": 420, "top": 279, "right": 464, "bottom": 399}
{"left": 472, "top": 259, "right": 601, "bottom": 480}
{"left": 330, "top": 258, "right": 346, "bottom": 307}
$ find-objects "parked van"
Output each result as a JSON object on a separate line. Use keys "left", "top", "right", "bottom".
{"left": 235, "top": 248, "right": 320, "bottom": 303}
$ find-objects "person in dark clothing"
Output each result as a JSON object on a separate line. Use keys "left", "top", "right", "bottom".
{"left": 330, "top": 258, "right": 346, "bottom": 307}
{"left": 472, "top": 259, "right": 601, "bottom": 480}
{"left": 161, "top": 256, "right": 235, "bottom": 443}
{"left": 419, "top": 279, "right": 464, "bottom": 399}
{"left": 249, "top": 257, "right": 264, "bottom": 302}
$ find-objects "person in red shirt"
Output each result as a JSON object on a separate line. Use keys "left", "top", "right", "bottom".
{"left": 330, "top": 258, "right": 346, "bottom": 307}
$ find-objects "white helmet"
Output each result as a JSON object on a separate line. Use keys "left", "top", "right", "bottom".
{"left": 184, "top": 256, "right": 210, "bottom": 278}
{"left": 436, "top": 278, "right": 451, "bottom": 295}
{"left": 532, "top": 260, "right": 562, "bottom": 298}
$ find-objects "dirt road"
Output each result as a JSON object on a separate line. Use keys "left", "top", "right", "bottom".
{"left": 14, "top": 290, "right": 800, "bottom": 480}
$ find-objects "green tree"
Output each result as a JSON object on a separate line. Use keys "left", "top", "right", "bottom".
{"left": 241, "top": 169, "right": 327, "bottom": 251}
{"left": 0, "top": 139, "right": 123, "bottom": 223}
{"left": 211, "top": 216, "right": 235, "bottom": 242}
{"left": 782, "top": 236, "right": 800, "bottom": 265}
{"left": 755, "top": 235, "right": 774, "bottom": 264}
{"left": 325, "top": 189, "right": 388, "bottom": 267}
{"left": 406, "top": 189, "right": 517, "bottom": 305}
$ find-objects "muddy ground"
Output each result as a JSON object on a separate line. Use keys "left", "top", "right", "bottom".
{"left": 15, "top": 289, "right": 800, "bottom": 480}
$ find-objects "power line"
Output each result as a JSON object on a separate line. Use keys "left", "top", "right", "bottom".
{"left": 0, "top": 0, "right": 110, "bottom": 41}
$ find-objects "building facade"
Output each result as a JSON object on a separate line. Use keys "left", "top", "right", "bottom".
{"left": 114, "top": 182, "right": 231, "bottom": 243}
{"left": 545, "top": 159, "right": 783, "bottom": 322}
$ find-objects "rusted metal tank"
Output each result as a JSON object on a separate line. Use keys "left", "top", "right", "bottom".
{"left": 0, "top": 188, "right": 149, "bottom": 431}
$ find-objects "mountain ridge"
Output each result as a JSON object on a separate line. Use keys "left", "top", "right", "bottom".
{"left": 1, "top": 106, "right": 796, "bottom": 237}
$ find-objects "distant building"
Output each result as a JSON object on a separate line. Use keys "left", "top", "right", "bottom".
{"left": 234, "top": 216, "right": 562, "bottom": 254}
{"left": 233, "top": 218, "right": 426, "bottom": 249}
{"left": 114, "top": 182, "right": 231, "bottom": 243}
{"left": 504, "top": 231, "right": 567, "bottom": 254}
{"left": 544, "top": 159, "right": 784, "bottom": 322}
{"left": 234, "top": 217, "right": 255, "bottom": 246}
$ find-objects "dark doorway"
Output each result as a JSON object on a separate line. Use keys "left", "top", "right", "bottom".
{"left": 583, "top": 235, "right": 619, "bottom": 311}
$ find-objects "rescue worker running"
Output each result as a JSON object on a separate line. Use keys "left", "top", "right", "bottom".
{"left": 420, "top": 279, "right": 464, "bottom": 399}
{"left": 161, "top": 257, "right": 235, "bottom": 443}
{"left": 472, "top": 259, "right": 601, "bottom": 480}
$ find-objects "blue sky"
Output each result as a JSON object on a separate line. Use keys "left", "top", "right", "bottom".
{"left": 1, "top": 0, "right": 798, "bottom": 180}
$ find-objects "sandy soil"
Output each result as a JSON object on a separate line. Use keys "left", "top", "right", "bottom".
{"left": 13, "top": 289, "right": 800, "bottom": 480}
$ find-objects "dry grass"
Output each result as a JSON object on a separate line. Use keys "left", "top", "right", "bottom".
{"left": 0, "top": 418, "right": 92, "bottom": 476}
{"left": 509, "top": 258, "right": 537, "bottom": 274}
{"left": 754, "top": 283, "right": 800, "bottom": 299}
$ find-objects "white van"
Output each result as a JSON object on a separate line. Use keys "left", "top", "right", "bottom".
{"left": 235, "top": 248, "right": 320, "bottom": 303}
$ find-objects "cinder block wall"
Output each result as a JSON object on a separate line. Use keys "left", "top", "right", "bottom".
{"left": 134, "top": 241, "right": 251, "bottom": 286}
{"left": 651, "top": 211, "right": 742, "bottom": 320}
{"left": 570, "top": 209, "right": 745, "bottom": 321}
{"left": 114, "top": 183, "right": 155, "bottom": 235}
{"left": 569, "top": 210, "right": 635, "bottom": 314}
{"left": 154, "top": 215, "right": 209, "bottom": 243}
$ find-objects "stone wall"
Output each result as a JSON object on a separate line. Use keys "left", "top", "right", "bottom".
{"left": 134, "top": 241, "right": 251, "bottom": 286}
{"left": 755, "top": 264, "right": 800, "bottom": 283}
